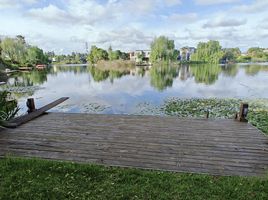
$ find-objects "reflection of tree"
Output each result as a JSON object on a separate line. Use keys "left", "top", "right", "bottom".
{"left": 88, "top": 66, "right": 130, "bottom": 83}
{"left": 9, "top": 70, "right": 48, "bottom": 86}
{"left": 190, "top": 64, "right": 221, "bottom": 85}
{"left": 150, "top": 64, "right": 178, "bottom": 91}
{"left": 221, "top": 64, "right": 239, "bottom": 77}
{"left": 51, "top": 65, "right": 88, "bottom": 74}
{"left": 22, "top": 70, "right": 48, "bottom": 85}
{"left": 244, "top": 65, "right": 268, "bottom": 76}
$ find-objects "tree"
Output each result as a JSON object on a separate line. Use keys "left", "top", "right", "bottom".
{"left": 26, "top": 46, "right": 48, "bottom": 65}
{"left": 87, "top": 46, "right": 108, "bottom": 64}
{"left": 150, "top": 36, "right": 176, "bottom": 63}
{"left": 108, "top": 46, "right": 125, "bottom": 61}
{"left": 16, "top": 35, "right": 26, "bottom": 44}
{"left": 246, "top": 47, "right": 268, "bottom": 62}
{"left": 222, "top": 48, "right": 241, "bottom": 62}
{"left": 191, "top": 40, "right": 223, "bottom": 64}
{"left": 0, "top": 37, "right": 27, "bottom": 64}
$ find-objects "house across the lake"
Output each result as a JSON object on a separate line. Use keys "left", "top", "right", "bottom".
{"left": 263, "top": 48, "right": 268, "bottom": 53}
{"left": 129, "top": 50, "right": 151, "bottom": 63}
{"left": 179, "top": 47, "right": 196, "bottom": 61}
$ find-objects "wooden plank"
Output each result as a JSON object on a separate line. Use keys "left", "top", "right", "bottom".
{"left": 0, "top": 112, "right": 267, "bottom": 176}
{"left": 0, "top": 148, "right": 264, "bottom": 177}
{"left": 3, "top": 97, "right": 69, "bottom": 128}
{"left": 2, "top": 140, "right": 268, "bottom": 167}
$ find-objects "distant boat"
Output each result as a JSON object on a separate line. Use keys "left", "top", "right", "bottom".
{"left": 5, "top": 68, "right": 18, "bottom": 74}
{"left": 36, "top": 64, "right": 47, "bottom": 70}
{"left": 19, "top": 67, "right": 33, "bottom": 71}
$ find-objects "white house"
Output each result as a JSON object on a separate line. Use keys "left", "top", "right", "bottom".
{"left": 129, "top": 50, "right": 151, "bottom": 62}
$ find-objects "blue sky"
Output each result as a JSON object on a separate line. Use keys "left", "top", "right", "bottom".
{"left": 0, "top": 0, "right": 267, "bottom": 54}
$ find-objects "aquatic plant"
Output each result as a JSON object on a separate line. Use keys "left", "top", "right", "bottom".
{"left": 162, "top": 98, "right": 268, "bottom": 135}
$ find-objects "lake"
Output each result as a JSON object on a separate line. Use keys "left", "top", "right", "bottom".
{"left": 1, "top": 63, "right": 268, "bottom": 115}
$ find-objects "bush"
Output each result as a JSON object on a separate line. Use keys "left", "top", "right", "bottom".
{"left": 0, "top": 91, "right": 19, "bottom": 124}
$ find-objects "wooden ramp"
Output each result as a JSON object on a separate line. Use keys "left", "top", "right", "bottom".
{"left": 0, "top": 113, "right": 268, "bottom": 176}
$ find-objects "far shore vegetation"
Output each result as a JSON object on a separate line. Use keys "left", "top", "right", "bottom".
{"left": 1, "top": 35, "right": 268, "bottom": 72}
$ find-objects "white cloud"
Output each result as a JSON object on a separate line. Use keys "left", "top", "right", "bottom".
{"left": 195, "top": 0, "right": 240, "bottom": 5}
{"left": 167, "top": 13, "right": 198, "bottom": 23}
{"left": 203, "top": 18, "right": 247, "bottom": 28}
{"left": 26, "top": 2, "right": 114, "bottom": 26}
{"left": 1, "top": 0, "right": 268, "bottom": 53}
{"left": 232, "top": 0, "right": 268, "bottom": 13}
{"left": 27, "top": 5, "right": 73, "bottom": 24}
{"left": 0, "top": 0, "right": 37, "bottom": 9}
{"left": 164, "top": 0, "right": 182, "bottom": 6}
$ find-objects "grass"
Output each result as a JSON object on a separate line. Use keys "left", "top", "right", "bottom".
{"left": 0, "top": 157, "right": 268, "bottom": 200}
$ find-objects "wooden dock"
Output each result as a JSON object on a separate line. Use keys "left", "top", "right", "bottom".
{"left": 0, "top": 113, "right": 268, "bottom": 176}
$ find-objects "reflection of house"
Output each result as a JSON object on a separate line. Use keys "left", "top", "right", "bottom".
{"left": 178, "top": 47, "right": 196, "bottom": 61}
{"left": 129, "top": 50, "right": 151, "bottom": 62}
{"left": 178, "top": 65, "right": 191, "bottom": 81}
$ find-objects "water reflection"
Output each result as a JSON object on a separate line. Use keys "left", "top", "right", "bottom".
{"left": 1, "top": 63, "right": 268, "bottom": 114}
{"left": 221, "top": 64, "right": 239, "bottom": 77}
{"left": 190, "top": 64, "right": 221, "bottom": 85}
{"left": 2, "top": 63, "right": 268, "bottom": 91}
{"left": 88, "top": 66, "right": 131, "bottom": 83}
{"left": 243, "top": 64, "right": 268, "bottom": 76}
{"left": 150, "top": 64, "right": 178, "bottom": 91}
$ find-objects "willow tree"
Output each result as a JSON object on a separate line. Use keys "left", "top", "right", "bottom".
{"left": 191, "top": 40, "right": 223, "bottom": 64}
{"left": 150, "top": 36, "right": 177, "bottom": 63}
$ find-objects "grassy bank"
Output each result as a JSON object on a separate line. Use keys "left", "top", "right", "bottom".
{"left": 0, "top": 157, "right": 268, "bottom": 200}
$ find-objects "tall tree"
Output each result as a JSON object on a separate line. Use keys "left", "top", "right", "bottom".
{"left": 87, "top": 45, "right": 108, "bottom": 64}
{"left": 0, "top": 37, "right": 27, "bottom": 64}
{"left": 150, "top": 36, "right": 176, "bottom": 63}
{"left": 26, "top": 46, "right": 48, "bottom": 65}
{"left": 222, "top": 48, "right": 241, "bottom": 62}
{"left": 191, "top": 40, "right": 223, "bottom": 64}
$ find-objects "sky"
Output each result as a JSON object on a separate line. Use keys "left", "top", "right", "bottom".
{"left": 0, "top": 0, "right": 268, "bottom": 54}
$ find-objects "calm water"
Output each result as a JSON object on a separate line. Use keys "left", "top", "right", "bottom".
{"left": 1, "top": 63, "right": 268, "bottom": 115}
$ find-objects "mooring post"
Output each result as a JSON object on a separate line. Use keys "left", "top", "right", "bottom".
{"left": 236, "top": 103, "right": 248, "bottom": 122}
{"left": 26, "top": 98, "right": 36, "bottom": 113}
{"left": 206, "top": 110, "right": 209, "bottom": 119}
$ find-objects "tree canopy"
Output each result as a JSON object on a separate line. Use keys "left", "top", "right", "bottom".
{"left": 87, "top": 46, "right": 108, "bottom": 64}
{"left": 0, "top": 36, "right": 48, "bottom": 68}
{"left": 190, "top": 40, "right": 223, "bottom": 64}
{"left": 222, "top": 48, "right": 241, "bottom": 62}
{"left": 150, "top": 36, "right": 178, "bottom": 63}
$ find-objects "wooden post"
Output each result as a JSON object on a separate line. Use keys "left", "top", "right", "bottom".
{"left": 236, "top": 103, "right": 248, "bottom": 122}
{"left": 206, "top": 110, "right": 209, "bottom": 119}
{"left": 26, "top": 98, "right": 36, "bottom": 113}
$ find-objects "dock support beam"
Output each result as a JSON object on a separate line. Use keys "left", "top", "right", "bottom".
{"left": 236, "top": 103, "right": 248, "bottom": 122}
{"left": 27, "top": 98, "right": 36, "bottom": 113}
